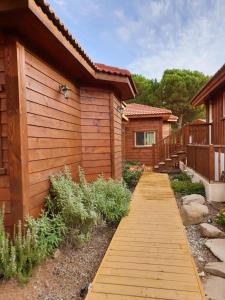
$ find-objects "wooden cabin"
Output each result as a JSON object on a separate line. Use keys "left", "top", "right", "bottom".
{"left": 0, "top": 0, "right": 137, "bottom": 230}
{"left": 123, "top": 103, "right": 177, "bottom": 165}
{"left": 186, "top": 63, "right": 225, "bottom": 201}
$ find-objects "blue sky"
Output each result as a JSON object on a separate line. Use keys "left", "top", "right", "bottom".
{"left": 48, "top": 0, "right": 225, "bottom": 79}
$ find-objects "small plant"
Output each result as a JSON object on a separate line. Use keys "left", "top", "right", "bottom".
{"left": 172, "top": 172, "right": 192, "bottom": 182}
{"left": 26, "top": 212, "right": 66, "bottom": 257}
{"left": 46, "top": 167, "right": 131, "bottom": 245}
{"left": 93, "top": 176, "right": 131, "bottom": 224}
{"left": 0, "top": 211, "right": 44, "bottom": 283}
{"left": 171, "top": 180, "right": 205, "bottom": 196}
{"left": 215, "top": 210, "right": 225, "bottom": 226}
{"left": 123, "top": 161, "right": 143, "bottom": 189}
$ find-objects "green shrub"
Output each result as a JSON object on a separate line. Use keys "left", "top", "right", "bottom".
{"left": 123, "top": 162, "right": 143, "bottom": 189}
{"left": 46, "top": 167, "right": 131, "bottom": 244}
{"left": 215, "top": 210, "right": 225, "bottom": 226}
{"left": 172, "top": 172, "right": 192, "bottom": 182}
{"left": 26, "top": 212, "right": 66, "bottom": 257}
{"left": 0, "top": 166, "right": 132, "bottom": 282}
{"left": 0, "top": 211, "right": 43, "bottom": 283}
{"left": 171, "top": 180, "right": 205, "bottom": 196}
{"left": 92, "top": 176, "right": 131, "bottom": 224}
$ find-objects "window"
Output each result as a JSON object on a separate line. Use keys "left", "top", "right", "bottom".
{"left": 135, "top": 131, "right": 156, "bottom": 147}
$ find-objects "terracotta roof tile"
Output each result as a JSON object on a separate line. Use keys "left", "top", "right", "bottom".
{"left": 125, "top": 103, "right": 172, "bottom": 117}
{"left": 95, "top": 63, "right": 131, "bottom": 77}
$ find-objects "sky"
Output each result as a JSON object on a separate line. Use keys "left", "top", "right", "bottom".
{"left": 48, "top": 0, "right": 225, "bottom": 80}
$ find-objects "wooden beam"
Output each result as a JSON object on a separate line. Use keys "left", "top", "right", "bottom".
{"left": 109, "top": 93, "right": 115, "bottom": 179}
{"left": 5, "top": 38, "right": 29, "bottom": 224}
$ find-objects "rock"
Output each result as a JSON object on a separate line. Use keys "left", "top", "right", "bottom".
{"left": 198, "top": 271, "right": 205, "bottom": 277}
{"left": 205, "top": 262, "right": 225, "bottom": 278}
{"left": 182, "top": 194, "right": 205, "bottom": 205}
{"left": 204, "top": 276, "right": 225, "bottom": 300}
{"left": 205, "top": 239, "right": 225, "bottom": 261}
{"left": 198, "top": 256, "right": 205, "bottom": 262}
{"left": 181, "top": 203, "right": 208, "bottom": 225}
{"left": 189, "top": 202, "right": 209, "bottom": 215}
{"left": 52, "top": 249, "right": 61, "bottom": 259}
{"left": 199, "top": 223, "right": 225, "bottom": 238}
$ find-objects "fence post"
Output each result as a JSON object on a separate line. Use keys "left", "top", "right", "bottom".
{"left": 209, "top": 145, "right": 214, "bottom": 182}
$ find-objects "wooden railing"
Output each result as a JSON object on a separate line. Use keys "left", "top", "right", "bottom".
{"left": 153, "top": 124, "right": 190, "bottom": 165}
{"left": 189, "top": 123, "right": 211, "bottom": 145}
{"left": 187, "top": 145, "right": 214, "bottom": 181}
{"left": 152, "top": 123, "right": 211, "bottom": 166}
{"left": 187, "top": 144, "right": 225, "bottom": 182}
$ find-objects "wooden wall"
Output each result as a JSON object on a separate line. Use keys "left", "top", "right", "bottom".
{"left": 112, "top": 95, "right": 122, "bottom": 179}
{"left": 80, "top": 87, "right": 112, "bottom": 181}
{"left": 1, "top": 39, "right": 124, "bottom": 227}
{"left": 206, "top": 88, "right": 225, "bottom": 145}
{"left": 0, "top": 34, "right": 11, "bottom": 229}
{"left": 124, "top": 117, "right": 162, "bottom": 165}
{"left": 162, "top": 122, "right": 171, "bottom": 139}
{"left": 25, "top": 50, "right": 82, "bottom": 217}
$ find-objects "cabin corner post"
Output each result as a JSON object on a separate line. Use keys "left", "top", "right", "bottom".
{"left": 5, "top": 38, "right": 29, "bottom": 225}
{"left": 109, "top": 92, "right": 115, "bottom": 179}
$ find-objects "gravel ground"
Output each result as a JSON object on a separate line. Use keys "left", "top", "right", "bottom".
{"left": 0, "top": 224, "right": 116, "bottom": 300}
{"left": 174, "top": 191, "right": 225, "bottom": 274}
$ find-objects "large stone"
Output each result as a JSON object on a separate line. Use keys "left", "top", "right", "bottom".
{"left": 205, "top": 239, "right": 225, "bottom": 261}
{"left": 182, "top": 194, "right": 206, "bottom": 205}
{"left": 189, "top": 202, "right": 209, "bottom": 215}
{"left": 204, "top": 276, "right": 225, "bottom": 300}
{"left": 205, "top": 262, "right": 225, "bottom": 278}
{"left": 199, "top": 223, "right": 225, "bottom": 238}
{"left": 181, "top": 203, "right": 208, "bottom": 225}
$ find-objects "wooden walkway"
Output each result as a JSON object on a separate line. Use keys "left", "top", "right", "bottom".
{"left": 86, "top": 172, "right": 206, "bottom": 300}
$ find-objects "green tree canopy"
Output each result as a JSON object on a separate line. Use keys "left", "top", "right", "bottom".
{"left": 131, "top": 69, "right": 210, "bottom": 127}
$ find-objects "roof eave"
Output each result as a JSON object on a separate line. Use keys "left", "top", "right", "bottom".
{"left": 191, "top": 65, "right": 225, "bottom": 106}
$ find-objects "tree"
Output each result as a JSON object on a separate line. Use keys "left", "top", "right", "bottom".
{"left": 158, "top": 69, "right": 210, "bottom": 127}
{"left": 129, "top": 74, "right": 160, "bottom": 107}
{"left": 131, "top": 69, "right": 210, "bottom": 128}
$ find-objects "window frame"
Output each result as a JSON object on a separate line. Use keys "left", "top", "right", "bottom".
{"left": 134, "top": 131, "right": 156, "bottom": 148}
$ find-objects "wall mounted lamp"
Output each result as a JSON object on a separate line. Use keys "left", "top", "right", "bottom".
{"left": 59, "top": 84, "right": 70, "bottom": 99}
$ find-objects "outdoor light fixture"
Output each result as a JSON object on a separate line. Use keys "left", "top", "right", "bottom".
{"left": 59, "top": 84, "right": 70, "bottom": 99}
{"left": 116, "top": 105, "right": 124, "bottom": 114}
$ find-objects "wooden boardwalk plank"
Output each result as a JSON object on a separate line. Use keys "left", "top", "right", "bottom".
{"left": 85, "top": 172, "right": 206, "bottom": 300}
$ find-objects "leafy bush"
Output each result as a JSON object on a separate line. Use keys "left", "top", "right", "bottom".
{"left": 0, "top": 167, "right": 132, "bottom": 282}
{"left": 46, "top": 168, "right": 98, "bottom": 246}
{"left": 171, "top": 180, "right": 205, "bottom": 196}
{"left": 46, "top": 167, "right": 131, "bottom": 245}
{"left": 172, "top": 172, "right": 192, "bottom": 182}
{"left": 26, "top": 212, "right": 66, "bottom": 257}
{"left": 216, "top": 210, "right": 225, "bottom": 226}
{"left": 92, "top": 176, "right": 131, "bottom": 224}
{"left": 0, "top": 212, "right": 42, "bottom": 283}
{"left": 123, "top": 161, "right": 143, "bottom": 189}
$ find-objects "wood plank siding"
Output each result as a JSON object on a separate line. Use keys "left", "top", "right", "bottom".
{"left": 124, "top": 118, "right": 162, "bottom": 165}
{"left": 112, "top": 96, "right": 122, "bottom": 179}
{"left": 81, "top": 88, "right": 122, "bottom": 181}
{"left": 0, "top": 33, "right": 12, "bottom": 229}
{"left": 24, "top": 49, "right": 82, "bottom": 217}
{"left": 206, "top": 87, "right": 225, "bottom": 144}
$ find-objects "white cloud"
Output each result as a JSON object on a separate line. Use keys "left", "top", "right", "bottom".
{"left": 115, "top": 0, "right": 225, "bottom": 79}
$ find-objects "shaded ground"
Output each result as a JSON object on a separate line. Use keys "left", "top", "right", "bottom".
{"left": 0, "top": 224, "right": 116, "bottom": 300}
